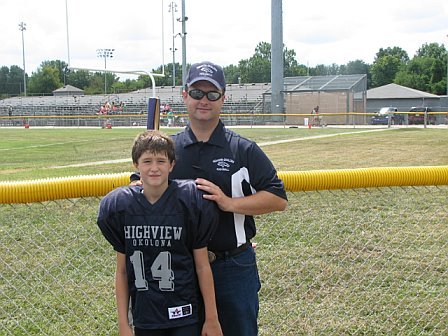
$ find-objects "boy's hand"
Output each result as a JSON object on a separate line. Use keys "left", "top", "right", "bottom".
{"left": 202, "top": 319, "right": 223, "bottom": 336}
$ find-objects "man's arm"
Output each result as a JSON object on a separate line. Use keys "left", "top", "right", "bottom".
{"left": 193, "top": 247, "right": 223, "bottom": 336}
{"left": 115, "top": 252, "right": 133, "bottom": 336}
{"left": 195, "top": 178, "right": 287, "bottom": 215}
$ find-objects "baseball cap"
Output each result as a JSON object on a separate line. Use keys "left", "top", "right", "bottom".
{"left": 186, "top": 61, "right": 226, "bottom": 90}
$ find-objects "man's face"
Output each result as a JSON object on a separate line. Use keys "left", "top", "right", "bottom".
{"left": 182, "top": 81, "right": 225, "bottom": 124}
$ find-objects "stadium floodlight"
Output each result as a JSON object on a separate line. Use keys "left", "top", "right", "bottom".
{"left": 18, "top": 22, "right": 27, "bottom": 97}
{"left": 97, "top": 48, "right": 115, "bottom": 95}
{"left": 169, "top": 1, "right": 178, "bottom": 87}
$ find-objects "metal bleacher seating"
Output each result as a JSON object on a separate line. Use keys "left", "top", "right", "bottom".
{"left": 0, "top": 83, "right": 270, "bottom": 126}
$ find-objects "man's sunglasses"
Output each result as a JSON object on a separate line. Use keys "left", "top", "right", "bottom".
{"left": 188, "top": 89, "right": 222, "bottom": 102}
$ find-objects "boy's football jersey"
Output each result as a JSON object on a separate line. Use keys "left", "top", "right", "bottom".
{"left": 97, "top": 180, "right": 218, "bottom": 330}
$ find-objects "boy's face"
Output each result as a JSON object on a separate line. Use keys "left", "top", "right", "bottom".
{"left": 134, "top": 150, "right": 174, "bottom": 190}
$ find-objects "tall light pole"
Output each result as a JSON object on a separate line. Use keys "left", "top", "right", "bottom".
{"left": 96, "top": 48, "right": 114, "bottom": 94}
{"left": 446, "top": 34, "right": 448, "bottom": 96}
{"left": 169, "top": 1, "right": 177, "bottom": 87}
{"left": 18, "top": 22, "right": 27, "bottom": 96}
{"left": 178, "top": 0, "right": 188, "bottom": 88}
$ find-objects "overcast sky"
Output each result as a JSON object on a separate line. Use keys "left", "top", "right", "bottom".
{"left": 2, "top": 0, "right": 447, "bottom": 80}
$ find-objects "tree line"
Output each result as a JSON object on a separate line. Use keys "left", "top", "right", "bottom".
{"left": 1, "top": 41, "right": 446, "bottom": 98}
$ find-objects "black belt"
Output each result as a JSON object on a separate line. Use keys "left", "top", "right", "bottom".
{"left": 208, "top": 241, "right": 251, "bottom": 263}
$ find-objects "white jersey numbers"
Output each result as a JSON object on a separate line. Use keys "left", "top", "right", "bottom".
{"left": 130, "top": 250, "right": 175, "bottom": 292}
{"left": 130, "top": 251, "right": 149, "bottom": 291}
{"left": 151, "top": 251, "right": 175, "bottom": 291}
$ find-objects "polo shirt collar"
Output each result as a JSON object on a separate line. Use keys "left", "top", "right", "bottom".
{"left": 184, "top": 120, "right": 226, "bottom": 148}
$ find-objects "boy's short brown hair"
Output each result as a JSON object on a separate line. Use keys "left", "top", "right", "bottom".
{"left": 132, "top": 130, "right": 175, "bottom": 164}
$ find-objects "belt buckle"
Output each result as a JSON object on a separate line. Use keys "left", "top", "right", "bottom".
{"left": 208, "top": 251, "right": 216, "bottom": 263}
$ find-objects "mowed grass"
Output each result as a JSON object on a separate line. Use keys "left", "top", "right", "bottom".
{"left": 0, "top": 126, "right": 447, "bottom": 335}
{"left": 0, "top": 126, "right": 447, "bottom": 181}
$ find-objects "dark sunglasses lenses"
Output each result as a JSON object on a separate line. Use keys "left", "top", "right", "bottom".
{"left": 188, "top": 89, "right": 222, "bottom": 101}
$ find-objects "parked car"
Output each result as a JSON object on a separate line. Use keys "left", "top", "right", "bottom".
{"left": 371, "top": 107, "right": 404, "bottom": 125}
{"left": 408, "top": 107, "right": 436, "bottom": 125}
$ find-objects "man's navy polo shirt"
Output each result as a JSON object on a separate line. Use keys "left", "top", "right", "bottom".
{"left": 170, "top": 120, "right": 287, "bottom": 252}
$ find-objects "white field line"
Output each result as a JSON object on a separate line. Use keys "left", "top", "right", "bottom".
{"left": 0, "top": 137, "right": 126, "bottom": 152}
{"left": 50, "top": 158, "right": 132, "bottom": 169}
{"left": 49, "top": 128, "right": 394, "bottom": 169}
{"left": 258, "top": 128, "right": 394, "bottom": 146}
{"left": 0, "top": 140, "right": 92, "bottom": 151}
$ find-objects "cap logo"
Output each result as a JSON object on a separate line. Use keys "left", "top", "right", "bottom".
{"left": 197, "top": 64, "right": 216, "bottom": 77}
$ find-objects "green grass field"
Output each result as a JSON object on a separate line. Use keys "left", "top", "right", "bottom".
{"left": 0, "top": 126, "right": 447, "bottom": 335}
{"left": 1, "top": 126, "right": 447, "bottom": 181}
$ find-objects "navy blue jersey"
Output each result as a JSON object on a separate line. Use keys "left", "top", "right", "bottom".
{"left": 97, "top": 180, "right": 218, "bottom": 330}
{"left": 170, "top": 121, "right": 287, "bottom": 251}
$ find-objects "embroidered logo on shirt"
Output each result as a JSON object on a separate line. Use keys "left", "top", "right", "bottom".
{"left": 213, "top": 158, "right": 234, "bottom": 172}
{"left": 168, "top": 304, "right": 192, "bottom": 319}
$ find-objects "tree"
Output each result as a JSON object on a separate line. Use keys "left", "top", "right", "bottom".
{"left": 238, "top": 42, "right": 307, "bottom": 83}
{"left": 28, "top": 65, "right": 62, "bottom": 94}
{"left": 370, "top": 54, "right": 404, "bottom": 88}
{"left": 67, "top": 69, "right": 92, "bottom": 90}
{"left": 375, "top": 46, "right": 409, "bottom": 63}
{"left": 41, "top": 60, "right": 69, "bottom": 85}
{"left": 83, "top": 72, "right": 105, "bottom": 94}
{"left": 9, "top": 66, "right": 26, "bottom": 95}
{"left": 309, "top": 64, "right": 330, "bottom": 76}
{"left": 370, "top": 47, "right": 409, "bottom": 88}
{"left": 414, "top": 43, "right": 447, "bottom": 95}
{"left": 395, "top": 44, "right": 447, "bottom": 94}
{"left": 238, "top": 42, "right": 272, "bottom": 83}
{"left": 223, "top": 64, "right": 241, "bottom": 85}
{"left": 0, "top": 65, "right": 27, "bottom": 96}
{"left": 283, "top": 48, "right": 307, "bottom": 77}
{"left": 344, "top": 60, "right": 369, "bottom": 75}
{"left": 416, "top": 42, "right": 446, "bottom": 59}
{"left": 0, "top": 66, "right": 7, "bottom": 94}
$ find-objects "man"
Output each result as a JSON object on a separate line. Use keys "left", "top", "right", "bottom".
{"left": 132, "top": 61, "right": 287, "bottom": 335}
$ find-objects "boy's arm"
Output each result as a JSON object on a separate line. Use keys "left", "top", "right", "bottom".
{"left": 193, "top": 247, "right": 223, "bottom": 336}
{"left": 116, "top": 252, "right": 133, "bottom": 336}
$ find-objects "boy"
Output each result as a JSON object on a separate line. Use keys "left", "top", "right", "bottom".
{"left": 98, "top": 130, "right": 222, "bottom": 336}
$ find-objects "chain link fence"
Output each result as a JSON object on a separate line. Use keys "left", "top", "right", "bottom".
{"left": 1, "top": 186, "right": 447, "bottom": 335}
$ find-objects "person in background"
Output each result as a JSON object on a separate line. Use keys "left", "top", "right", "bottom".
{"left": 311, "top": 105, "right": 321, "bottom": 126}
{"left": 131, "top": 61, "right": 288, "bottom": 335}
{"left": 99, "top": 130, "right": 222, "bottom": 336}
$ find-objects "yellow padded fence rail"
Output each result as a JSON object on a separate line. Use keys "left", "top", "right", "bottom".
{"left": 280, "top": 165, "right": 448, "bottom": 192}
{"left": 1, "top": 166, "right": 448, "bottom": 204}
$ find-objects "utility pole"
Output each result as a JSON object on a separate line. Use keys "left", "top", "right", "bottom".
{"left": 169, "top": 2, "right": 178, "bottom": 87}
{"left": 271, "top": 0, "right": 284, "bottom": 118}
{"left": 18, "top": 22, "right": 27, "bottom": 96}
{"left": 180, "top": 0, "right": 187, "bottom": 88}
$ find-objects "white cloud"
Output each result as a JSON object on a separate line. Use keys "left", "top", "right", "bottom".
{"left": 1, "top": 0, "right": 446, "bottom": 78}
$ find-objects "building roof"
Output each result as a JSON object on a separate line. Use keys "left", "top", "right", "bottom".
{"left": 52, "top": 85, "right": 84, "bottom": 94}
{"left": 367, "top": 83, "right": 439, "bottom": 99}
{"left": 282, "top": 74, "right": 367, "bottom": 92}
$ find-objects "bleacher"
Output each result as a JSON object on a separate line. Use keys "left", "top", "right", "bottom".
{"left": 0, "top": 83, "right": 270, "bottom": 127}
